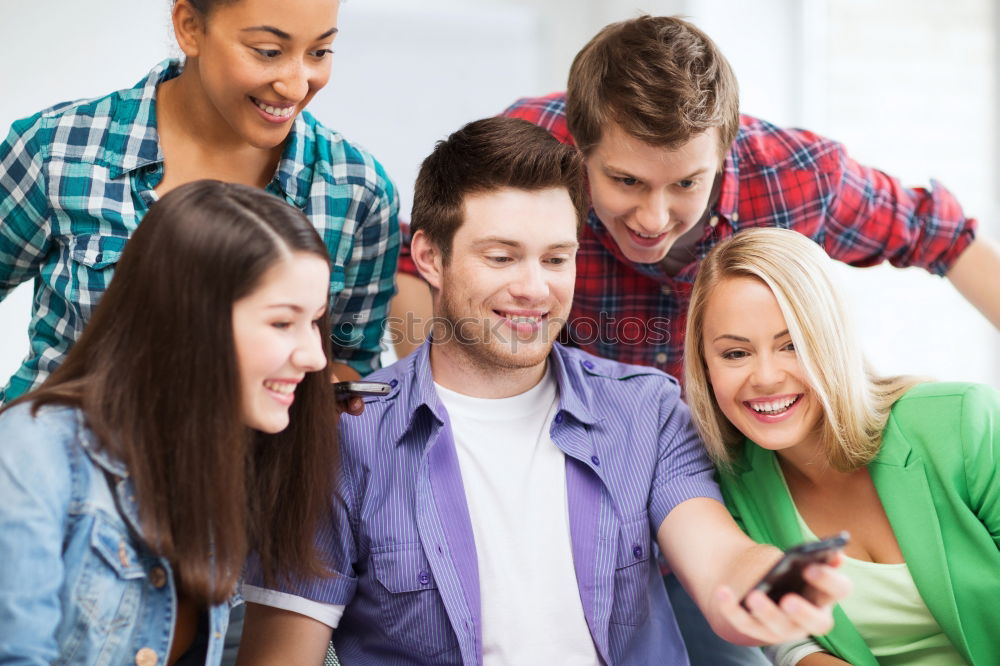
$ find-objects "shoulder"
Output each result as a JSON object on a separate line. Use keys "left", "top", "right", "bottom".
{"left": 295, "top": 111, "right": 396, "bottom": 198}
{"left": 554, "top": 345, "right": 683, "bottom": 412}
{"left": 884, "top": 382, "right": 999, "bottom": 458}
{"left": 501, "top": 92, "right": 574, "bottom": 146}
{"left": 0, "top": 402, "right": 81, "bottom": 444}
{"left": 4, "top": 60, "right": 172, "bottom": 162}
{"left": 0, "top": 403, "right": 85, "bottom": 490}
{"left": 503, "top": 92, "right": 567, "bottom": 119}
{"left": 732, "top": 114, "right": 845, "bottom": 173}
{"left": 891, "top": 381, "right": 998, "bottom": 419}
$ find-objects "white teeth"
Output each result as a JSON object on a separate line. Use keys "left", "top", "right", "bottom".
{"left": 634, "top": 230, "right": 662, "bottom": 239}
{"left": 253, "top": 98, "right": 294, "bottom": 118}
{"left": 506, "top": 315, "right": 542, "bottom": 323}
{"left": 264, "top": 380, "right": 295, "bottom": 395}
{"left": 750, "top": 396, "right": 797, "bottom": 414}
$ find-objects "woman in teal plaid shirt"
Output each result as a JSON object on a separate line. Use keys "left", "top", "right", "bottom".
{"left": 0, "top": 0, "right": 399, "bottom": 404}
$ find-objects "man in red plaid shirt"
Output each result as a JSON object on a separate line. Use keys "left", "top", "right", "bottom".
{"left": 393, "top": 15, "right": 997, "bottom": 386}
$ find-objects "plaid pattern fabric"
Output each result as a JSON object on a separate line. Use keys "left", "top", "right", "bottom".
{"left": 0, "top": 60, "right": 399, "bottom": 402}
{"left": 398, "top": 92, "right": 977, "bottom": 385}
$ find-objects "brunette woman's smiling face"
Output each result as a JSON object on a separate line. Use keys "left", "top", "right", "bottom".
{"left": 174, "top": 0, "right": 340, "bottom": 149}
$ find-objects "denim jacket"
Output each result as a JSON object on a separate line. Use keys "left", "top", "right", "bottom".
{"left": 0, "top": 403, "right": 233, "bottom": 665}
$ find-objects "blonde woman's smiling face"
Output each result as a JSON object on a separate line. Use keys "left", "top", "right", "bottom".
{"left": 701, "top": 276, "right": 823, "bottom": 455}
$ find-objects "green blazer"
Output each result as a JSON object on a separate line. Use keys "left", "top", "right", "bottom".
{"left": 719, "top": 382, "right": 1000, "bottom": 665}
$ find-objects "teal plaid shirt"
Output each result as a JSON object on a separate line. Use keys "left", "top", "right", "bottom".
{"left": 0, "top": 60, "right": 399, "bottom": 402}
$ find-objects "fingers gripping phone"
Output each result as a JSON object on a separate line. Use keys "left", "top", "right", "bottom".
{"left": 334, "top": 381, "right": 392, "bottom": 401}
{"left": 742, "top": 532, "right": 849, "bottom": 608}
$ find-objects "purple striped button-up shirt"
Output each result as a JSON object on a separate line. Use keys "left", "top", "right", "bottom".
{"left": 256, "top": 342, "right": 723, "bottom": 665}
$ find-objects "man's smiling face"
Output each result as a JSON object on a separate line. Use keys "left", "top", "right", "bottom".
{"left": 433, "top": 186, "right": 579, "bottom": 372}
{"left": 585, "top": 122, "right": 722, "bottom": 264}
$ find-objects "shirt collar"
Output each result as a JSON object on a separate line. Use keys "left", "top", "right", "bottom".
{"left": 106, "top": 58, "right": 312, "bottom": 209}
{"left": 392, "top": 341, "right": 600, "bottom": 446}
{"left": 270, "top": 111, "right": 313, "bottom": 208}
{"left": 74, "top": 411, "right": 130, "bottom": 478}
{"left": 107, "top": 59, "right": 179, "bottom": 179}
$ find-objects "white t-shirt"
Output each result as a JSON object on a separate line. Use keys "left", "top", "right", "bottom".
{"left": 436, "top": 370, "right": 600, "bottom": 666}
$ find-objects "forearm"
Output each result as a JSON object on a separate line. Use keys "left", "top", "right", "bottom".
{"left": 388, "top": 272, "right": 432, "bottom": 359}
{"left": 798, "top": 653, "right": 850, "bottom": 665}
{"left": 658, "top": 498, "right": 846, "bottom": 647}
{"left": 766, "top": 637, "right": 836, "bottom": 666}
{"left": 947, "top": 236, "right": 1000, "bottom": 328}
{"left": 657, "top": 498, "right": 782, "bottom": 644}
{"left": 236, "top": 603, "right": 332, "bottom": 666}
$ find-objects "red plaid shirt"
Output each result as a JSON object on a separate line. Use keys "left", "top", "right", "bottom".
{"left": 398, "top": 92, "right": 977, "bottom": 384}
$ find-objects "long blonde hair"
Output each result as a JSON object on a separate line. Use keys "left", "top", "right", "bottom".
{"left": 685, "top": 228, "right": 920, "bottom": 471}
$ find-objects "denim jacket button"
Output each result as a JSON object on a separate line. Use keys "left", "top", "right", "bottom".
{"left": 135, "top": 647, "right": 158, "bottom": 666}
{"left": 150, "top": 566, "right": 167, "bottom": 589}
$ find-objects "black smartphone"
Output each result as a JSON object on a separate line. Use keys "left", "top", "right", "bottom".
{"left": 334, "top": 380, "right": 392, "bottom": 400}
{"left": 742, "top": 531, "right": 849, "bottom": 608}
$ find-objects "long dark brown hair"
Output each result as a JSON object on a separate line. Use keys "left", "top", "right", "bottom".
{"left": 14, "top": 180, "right": 339, "bottom": 604}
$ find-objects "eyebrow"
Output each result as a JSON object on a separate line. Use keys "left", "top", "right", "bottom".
{"left": 241, "top": 26, "right": 338, "bottom": 41}
{"left": 603, "top": 165, "right": 710, "bottom": 182}
{"left": 712, "top": 329, "right": 790, "bottom": 344}
{"left": 266, "top": 303, "right": 328, "bottom": 316}
{"left": 472, "top": 237, "right": 579, "bottom": 251}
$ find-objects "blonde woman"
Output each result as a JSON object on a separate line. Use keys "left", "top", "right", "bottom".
{"left": 684, "top": 227, "right": 999, "bottom": 665}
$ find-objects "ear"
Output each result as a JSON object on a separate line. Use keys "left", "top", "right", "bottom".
{"left": 172, "top": 0, "right": 206, "bottom": 59}
{"left": 410, "top": 230, "right": 444, "bottom": 292}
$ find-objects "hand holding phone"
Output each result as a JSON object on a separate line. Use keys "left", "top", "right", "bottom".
{"left": 742, "top": 532, "right": 849, "bottom": 608}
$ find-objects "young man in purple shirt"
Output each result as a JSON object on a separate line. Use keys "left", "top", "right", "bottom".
{"left": 236, "top": 117, "right": 849, "bottom": 666}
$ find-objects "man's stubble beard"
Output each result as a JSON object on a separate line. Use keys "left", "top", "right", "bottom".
{"left": 433, "top": 287, "right": 560, "bottom": 376}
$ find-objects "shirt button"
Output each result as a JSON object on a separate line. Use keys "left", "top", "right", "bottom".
{"left": 135, "top": 647, "right": 158, "bottom": 666}
{"left": 149, "top": 566, "right": 167, "bottom": 589}
{"left": 731, "top": 212, "right": 740, "bottom": 222}
{"left": 389, "top": 379, "right": 398, "bottom": 388}
{"left": 582, "top": 360, "right": 595, "bottom": 370}
{"left": 418, "top": 571, "right": 430, "bottom": 585}
{"left": 554, "top": 413, "right": 564, "bottom": 424}
{"left": 660, "top": 285, "right": 671, "bottom": 295}
{"left": 709, "top": 215, "right": 719, "bottom": 227}
{"left": 633, "top": 545, "right": 644, "bottom": 559}
{"left": 590, "top": 455, "right": 600, "bottom": 466}
{"left": 655, "top": 353, "right": 668, "bottom": 364}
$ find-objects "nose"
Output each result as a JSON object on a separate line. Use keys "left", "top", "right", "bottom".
{"left": 292, "top": 328, "right": 327, "bottom": 373}
{"left": 750, "top": 352, "right": 785, "bottom": 389}
{"left": 508, "top": 262, "right": 550, "bottom": 303}
{"left": 633, "top": 189, "right": 670, "bottom": 234}
{"left": 273, "top": 60, "right": 310, "bottom": 102}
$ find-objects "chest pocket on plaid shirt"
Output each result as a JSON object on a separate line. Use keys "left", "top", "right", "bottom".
{"left": 67, "top": 234, "right": 128, "bottom": 324}
{"left": 610, "top": 516, "right": 653, "bottom": 626}
{"left": 372, "top": 545, "right": 460, "bottom": 658}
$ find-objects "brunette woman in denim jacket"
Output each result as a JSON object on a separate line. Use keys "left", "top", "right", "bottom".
{"left": 0, "top": 180, "right": 340, "bottom": 665}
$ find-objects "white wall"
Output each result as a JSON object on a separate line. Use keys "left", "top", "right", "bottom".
{"left": 1, "top": 0, "right": 997, "bottom": 387}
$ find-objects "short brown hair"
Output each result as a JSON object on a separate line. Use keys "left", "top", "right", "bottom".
{"left": 410, "top": 116, "right": 587, "bottom": 261}
{"left": 567, "top": 15, "right": 740, "bottom": 158}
